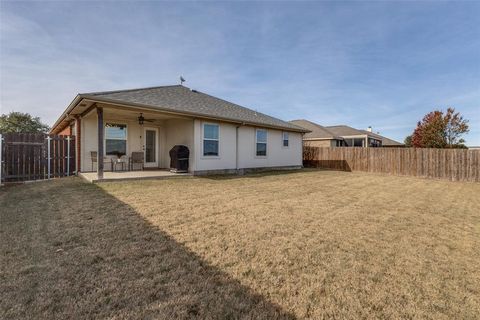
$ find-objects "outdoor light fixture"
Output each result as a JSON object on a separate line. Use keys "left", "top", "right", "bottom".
{"left": 138, "top": 113, "right": 145, "bottom": 125}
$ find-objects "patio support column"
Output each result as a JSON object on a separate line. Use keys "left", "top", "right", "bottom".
{"left": 97, "top": 106, "right": 104, "bottom": 180}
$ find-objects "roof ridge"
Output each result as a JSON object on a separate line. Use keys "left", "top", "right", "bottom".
{"left": 81, "top": 84, "right": 185, "bottom": 96}
{"left": 290, "top": 119, "right": 342, "bottom": 139}
{"left": 325, "top": 124, "right": 349, "bottom": 128}
{"left": 292, "top": 119, "right": 328, "bottom": 127}
{"left": 290, "top": 118, "right": 309, "bottom": 122}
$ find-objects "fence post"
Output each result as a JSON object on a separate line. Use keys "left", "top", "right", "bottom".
{"left": 47, "top": 135, "right": 51, "bottom": 179}
{"left": 66, "top": 136, "right": 70, "bottom": 176}
{"left": 0, "top": 134, "right": 3, "bottom": 186}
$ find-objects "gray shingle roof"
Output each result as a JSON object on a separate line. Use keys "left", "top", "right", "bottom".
{"left": 291, "top": 121, "right": 403, "bottom": 146}
{"left": 289, "top": 120, "right": 343, "bottom": 140}
{"left": 81, "top": 85, "right": 307, "bottom": 132}
{"left": 326, "top": 125, "right": 404, "bottom": 146}
{"left": 325, "top": 125, "right": 365, "bottom": 136}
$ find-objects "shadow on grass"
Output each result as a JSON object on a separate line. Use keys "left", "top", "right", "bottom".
{"left": 303, "top": 160, "right": 352, "bottom": 172}
{"left": 196, "top": 169, "right": 310, "bottom": 181}
{"left": 0, "top": 178, "right": 295, "bottom": 319}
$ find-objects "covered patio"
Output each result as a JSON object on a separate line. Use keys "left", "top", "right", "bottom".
{"left": 64, "top": 100, "right": 195, "bottom": 181}
{"left": 79, "top": 169, "right": 192, "bottom": 183}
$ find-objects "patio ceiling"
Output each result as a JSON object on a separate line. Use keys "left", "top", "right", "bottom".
{"left": 101, "top": 107, "right": 191, "bottom": 123}
{"left": 51, "top": 99, "right": 192, "bottom": 134}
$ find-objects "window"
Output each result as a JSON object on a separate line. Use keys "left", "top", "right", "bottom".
{"left": 105, "top": 123, "right": 127, "bottom": 156}
{"left": 203, "top": 123, "right": 219, "bottom": 156}
{"left": 282, "top": 132, "right": 289, "bottom": 147}
{"left": 368, "top": 138, "right": 382, "bottom": 147}
{"left": 336, "top": 140, "right": 344, "bottom": 147}
{"left": 353, "top": 138, "right": 364, "bottom": 147}
{"left": 256, "top": 129, "right": 267, "bottom": 156}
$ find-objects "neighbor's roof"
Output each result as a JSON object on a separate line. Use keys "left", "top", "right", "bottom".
{"left": 325, "top": 125, "right": 365, "bottom": 137}
{"left": 327, "top": 125, "right": 403, "bottom": 146}
{"left": 358, "top": 130, "right": 404, "bottom": 146}
{"left": 53, "top": 85, "right": 307, "bottom": 133}
{"left": 289, "top": 119, "right": 343, "bottom": 140}
{"left": 295, "top": 122, "right": 403, "bottom": 146}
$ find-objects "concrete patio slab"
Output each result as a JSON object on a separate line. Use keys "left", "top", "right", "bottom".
{"left": 79, "top": 170, "right": 192, "bottom": 183}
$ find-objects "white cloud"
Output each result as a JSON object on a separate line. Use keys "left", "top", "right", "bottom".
{"left": 1, "top": 2, "right": 478, "bottom": 145}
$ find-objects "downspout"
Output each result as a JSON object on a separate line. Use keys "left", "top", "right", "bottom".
{"left": 235, "top": 122, "right": 244, "bottom": 174}
{"left": 301, "top": 132, "right": 305, "bottom": 167}
{"left": 236, "top": 125, "right": 240, "bottom": 173}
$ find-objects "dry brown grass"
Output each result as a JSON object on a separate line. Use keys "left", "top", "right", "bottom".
{"left": 1, "top": 170, "right": 479, "bottom": 319}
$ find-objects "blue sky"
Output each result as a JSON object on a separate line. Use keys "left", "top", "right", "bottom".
{"left": 1, "top": 1, "right": 479, "bottom": 145}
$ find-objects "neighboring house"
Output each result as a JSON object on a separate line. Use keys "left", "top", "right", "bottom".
{"left": 288, "top": 119, "right": 344, "bottom": 147}
{"left": 50, "top": 85, "right": 308, "bottom": 179}
{"left": 355, "top": 129, "right": 405, "bottom": 148}
{"left": 290, "top": 119, "right": 404, "bottom": 148}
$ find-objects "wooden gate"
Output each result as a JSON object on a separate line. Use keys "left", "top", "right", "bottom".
{"left": 0, "top": 133, "right": 76, "bottom": 184}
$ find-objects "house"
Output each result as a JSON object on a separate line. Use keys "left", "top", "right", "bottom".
{"left": 289, "top": 119, "right": 404, "bottom": 148}
{"left": 50, "top": 85, "right": 308, "bottom": 180}
{"left": 288, "top": 120, "right": 344, "bottom": 147}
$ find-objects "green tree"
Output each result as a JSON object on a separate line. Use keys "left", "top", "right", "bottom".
{"left": 0, "top": 112, "right": 50, "bottom": 134}
{"left": 444, "top": 107, "right": 469, "bottom": 147}
{"left": 411, "top": 108, "right": 469, "bottom": 148}
{"left": 404, "top": 135, "right": 412, "bottom": 147}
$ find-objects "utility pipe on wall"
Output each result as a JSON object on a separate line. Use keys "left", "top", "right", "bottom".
{"left": 235, "top": 125, "right": 239, "bottom": 171}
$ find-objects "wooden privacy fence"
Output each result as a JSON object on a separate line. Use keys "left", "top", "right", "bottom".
{"left": 303, "top": 146, "right": 480, "bottom": 182}
{"left": 0, "top": 133, "right": 76, "bottom": 184}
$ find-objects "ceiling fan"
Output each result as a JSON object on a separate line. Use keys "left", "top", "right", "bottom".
{"left": 138, "top": 113, "right": 155, "bottom": 125}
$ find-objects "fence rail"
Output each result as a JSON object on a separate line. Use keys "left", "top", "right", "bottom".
{"left": 0, "top": 133, "right": 75, "bottom": 184}
{"left": 303, "top": 147, "right": 480, "bottom": 182}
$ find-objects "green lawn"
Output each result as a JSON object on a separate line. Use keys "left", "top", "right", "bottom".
{"left": 1, "top": 170, "right": 479, "bottom": 319}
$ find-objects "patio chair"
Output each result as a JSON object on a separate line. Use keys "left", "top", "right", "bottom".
{"left": 129, "top": 152, "right": 144, "bottom": 171}
{"left": 90, "top": 151, "right": 112, "bottom": 171}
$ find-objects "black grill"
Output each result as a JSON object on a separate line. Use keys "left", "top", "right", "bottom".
{"left": 169, "top": 145, "right": 189, "bottom": 173}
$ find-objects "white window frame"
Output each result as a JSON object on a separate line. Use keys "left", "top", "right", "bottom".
{"left": 202, "top": 122, "right": 220, "bottom": 157}
{"left": 255, "top": 128, "right": 267, "bottom": 157}
{"left": 282, "top": 131, "right": 289, "bottom": 148}
{"left": 104, "top": 122, "right": 128, "bottom": 157}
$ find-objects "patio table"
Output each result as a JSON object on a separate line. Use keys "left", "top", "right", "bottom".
{"left": 111, "top": 156, "right": 128, "bottom": 172}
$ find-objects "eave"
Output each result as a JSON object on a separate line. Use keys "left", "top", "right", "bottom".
{"left": 50, "top": 94, "right": 310, "bottom": 134}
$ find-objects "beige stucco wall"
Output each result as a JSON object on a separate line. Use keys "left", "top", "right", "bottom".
{"left": 237, "top": 126, "right": 303, "bottom": 169}
{"left": 193, "top": 119, "right": 303, "bottom": 172}
{"left": 80, "top": 112, "right": 172, "bottom": 172}
{"left": 164, "top": 119, "right": 195, "bottom": 171}
{"left": 81, "top": 113, "right": 301, "bottom": 173}
{"left": 193, "top": 120, "right": 237, "bottom": 171}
